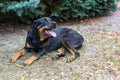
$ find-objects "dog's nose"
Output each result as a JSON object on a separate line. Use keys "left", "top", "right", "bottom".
{"left": 52, "top": 22, "right": 56, "bottom": 28}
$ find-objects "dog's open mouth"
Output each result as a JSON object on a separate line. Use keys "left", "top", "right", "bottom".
{"left": 43, "top": 30, "right": 56, "bottom": 37}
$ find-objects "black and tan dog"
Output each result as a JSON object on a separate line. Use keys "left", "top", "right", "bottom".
{"left": 10, "top": 17, "right": 84, "bottom": 65}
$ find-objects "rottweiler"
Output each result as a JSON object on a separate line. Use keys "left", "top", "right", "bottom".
{"left": 10, "top": 17, "right": 84, "bottom": 65}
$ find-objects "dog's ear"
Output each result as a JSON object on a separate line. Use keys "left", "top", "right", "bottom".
{"left": 29, "top": 20, "right": 40, "bottom": 37}
{"left": 27, "top": 20, "right": 40, "bottom": 48}
{"left": 33, "top": 20, "right": 39, "bottom": 28}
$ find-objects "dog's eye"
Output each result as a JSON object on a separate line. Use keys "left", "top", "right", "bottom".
{"left": 48, "top": 18, "right": 52, "bottom": 21}
{"left": 44, "top": 18, "right": 47, "bottom": 21}
{"left": 44, "top": 18, "right": 52, "bottom": 22}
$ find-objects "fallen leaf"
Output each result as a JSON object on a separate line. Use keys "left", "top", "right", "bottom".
{"left": 20, "top": 73, "right": 29, "bottom": 80}
{"left": 16, "top": 64, "right": 24, "bottom": 68}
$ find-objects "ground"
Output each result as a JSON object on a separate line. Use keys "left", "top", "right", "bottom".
{"left": 0, "top": 3, "right": 120, "bottom": 80}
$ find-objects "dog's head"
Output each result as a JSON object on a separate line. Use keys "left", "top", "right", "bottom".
{"left": 32, "top": 17, "right": 57, "bottom": 40}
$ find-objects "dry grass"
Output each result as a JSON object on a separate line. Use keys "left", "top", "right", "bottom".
{"left": 0, "top": 6, "right": 120, "bottom": 80}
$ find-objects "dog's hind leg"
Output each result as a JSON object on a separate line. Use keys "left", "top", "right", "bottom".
{"left": 52, "top": 48, "right": 65, "bottom": 60}
{"left": 57, "top": 48, "right": 65, "bottom": 57}
{"left": 61, "top": 41, "right": 76, "bottom": 62}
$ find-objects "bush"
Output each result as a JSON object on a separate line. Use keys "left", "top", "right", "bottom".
{"left": 0, "top": 0, "right": 119, "bottom": 24}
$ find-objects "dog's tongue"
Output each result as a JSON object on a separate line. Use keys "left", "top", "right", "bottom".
{"left": 45, "top": 30, "right": 56, "bottom": 37}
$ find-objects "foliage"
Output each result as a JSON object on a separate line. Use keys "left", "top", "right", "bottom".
{"left": 0, "top": 0, "right": 119, "bottom": 24}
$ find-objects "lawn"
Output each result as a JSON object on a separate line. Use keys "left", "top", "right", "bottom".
{"left": 0, "top": 5, "right": 120, "bottom": 80}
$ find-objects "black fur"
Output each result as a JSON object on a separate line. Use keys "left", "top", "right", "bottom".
{"left": 24, "top": 17, "right": 84, "bottom": 61}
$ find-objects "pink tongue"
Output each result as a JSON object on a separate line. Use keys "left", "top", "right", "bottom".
{"left": 46, "top": 30, "right": 56, "bottom": 37}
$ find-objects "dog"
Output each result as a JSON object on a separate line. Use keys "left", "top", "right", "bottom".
{"left": 10, "top": 17, "right": 84, "bottom": 65}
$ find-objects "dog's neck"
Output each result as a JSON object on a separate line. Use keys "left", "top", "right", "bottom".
{"left": 40, "top": 33, "right": 48, "bottom": 41}
{"left": 39, "top": 38, "right": 49, "bottom": 48}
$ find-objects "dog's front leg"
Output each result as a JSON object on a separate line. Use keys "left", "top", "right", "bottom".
{"left": 10, "top": 47, "right": 32, "bottom": 62}
{"left": 24, "top": 48, "right": 47, "bottom": 65}
{"left": 10, "top": 49, "right": 26, "bottom": 62}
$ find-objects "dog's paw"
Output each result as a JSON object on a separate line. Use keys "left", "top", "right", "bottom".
{"left": 66, "top": 56, "right": 75, "bottom": 62}
{"left": 10, "top": 56, "right": 18, "bottom": 63}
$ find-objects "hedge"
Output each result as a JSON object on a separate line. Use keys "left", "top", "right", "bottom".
{"left": 0, "top": 0, "right": 119, "bottom": 24}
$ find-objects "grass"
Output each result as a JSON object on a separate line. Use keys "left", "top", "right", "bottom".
{"left": 0, "top": 15, "right": 120, "bottom": 80}
{"left": 0, "top": 24, "right": 120, "bottom": 80}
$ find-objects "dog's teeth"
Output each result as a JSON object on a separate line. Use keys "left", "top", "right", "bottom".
{"left": 45, "top": 31, "right": 48, "bottom": 33}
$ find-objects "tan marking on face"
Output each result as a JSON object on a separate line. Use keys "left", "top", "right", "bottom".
{"left": 38, "top": 26, "right": 49, "bottom": 41}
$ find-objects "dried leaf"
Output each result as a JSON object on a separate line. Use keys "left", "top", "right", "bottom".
{"left": 20, "top": 73, "right": 29, "bottom": 80}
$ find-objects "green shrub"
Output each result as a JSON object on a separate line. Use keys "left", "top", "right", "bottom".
{"left": 0, "top": 0, "right": 119, "bottom": 24}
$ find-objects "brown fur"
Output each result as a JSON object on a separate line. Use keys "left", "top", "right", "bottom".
{"left": 24, "top": 56, "right": 38, "bottom": 65}
{"left": 11, "top": 49, "right": 25, "bottom": 62}
{"left": 38, "top": 26, "right": 48, "bottom": 41}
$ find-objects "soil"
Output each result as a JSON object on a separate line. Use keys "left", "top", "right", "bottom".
{"left": 0, "top": 3, "right": 120, "bottom": 80}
